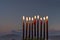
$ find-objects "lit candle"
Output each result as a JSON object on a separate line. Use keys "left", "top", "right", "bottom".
{"left": 40, "top": 17, "right": 42, "bottom": 40}
{"left": 28, "top": 17, "right": 31, "bottom": 40}
{"left": 22, "top": 16, "right": 25, "bottom": 40}
{"left": 37, "top": 15, "right": 39, "bottom": 40}
{"left": 33, "top": 16, "right": 37, "bottom": 38}
{"left": 31, "top": 17, "right": 34, "bottom": 40}
{"left": 46, "top": 16, "right": 48, "bottom": 40}
{"left": 43, "top": 17, "right": 45, "bottom": 40}
{"left": 26, "top": 17, "right": 29, "bottom": 40}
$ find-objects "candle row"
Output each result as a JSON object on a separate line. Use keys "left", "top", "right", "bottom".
{"left": 22, "top": 15, "right": 48, "bottom": 21}
{"left": 22, "top": 15, "right": 48, "bottom": 40}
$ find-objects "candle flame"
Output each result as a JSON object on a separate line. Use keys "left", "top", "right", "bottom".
{"left": 40, "top": 17, "right": 42, "bottom": 20}
{"left": 23, "top": 16, "right": 25, "bottom": 20}
{"left": 29, "top": 17, "right": 31, "bottom": 21}
{"left": 26, "top": 17, "right": 28, "bottom": 21}
{"left": 46, "top": 16, "right": 48, "bottom": 19}
{"left": 37, "top": 15, "right": 39, "bottom": 19}
{"left": 43, "top": 17, "right": 45, "bottom": 20}
{"left": 32, "top": 17, "right": 33, "bottom": 21}
{"left": 34, "top": 16, "right": 36, "bottom": 19}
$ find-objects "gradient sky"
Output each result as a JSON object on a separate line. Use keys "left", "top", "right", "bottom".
{"left": 0, "top": 0, "right": 60, "bottom": 33}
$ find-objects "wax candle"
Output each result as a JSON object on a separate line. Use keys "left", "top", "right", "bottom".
{"left": 28, "top": 17, "right": 31, "bottom": 40}
{"left": 33, "top": 16, "right": 37, "bottom": 38}
{"left": 40, "top": 17, "right": 42, "bottom": 40}
{"left": 31, "top": 17, "right": 34, "bottom": 40}
{"left": 22, "top": 16, "right": 25, "bottom": 40}
{"left": 25, "top": 17, "right": 28, "bottom": 40}
{"left": 37, "top": 15, "right": 39, "bottom": 40}
{"left": 46, "top": 16, "right": 48, "bottom": 40}
{"left": 43, "top": 17, "right": 45, "bottom": 40}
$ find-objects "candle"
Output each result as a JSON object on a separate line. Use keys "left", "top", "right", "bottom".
{"left": 25, "top": 17, "right": 29, "bottom": 40}
{"left": 22, "top": 16, "right": 25, "bottom": 40}
{"left": 46, "top": 16, "right": 48, "bottom": 40}
{"left": 43, "top": 17, "right": 45, "bottom": 40}
{"left": 31, "top": 17, "right": 34, "bottom": 40}
{"left": 33, "top": 16, "right": 37, "bottom": 38}
{"left": 37, "top": 15, "right": 39, "bottom": 40}
{"left": 40, "top": 17, "right": 42, "bottom": 40}
{"left": 28, "top": 17, "right": 31, "bottom": 40}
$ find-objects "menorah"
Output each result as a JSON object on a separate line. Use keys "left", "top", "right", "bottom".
{"left": 22, "top": 15, "right": 48, "bottom": 40}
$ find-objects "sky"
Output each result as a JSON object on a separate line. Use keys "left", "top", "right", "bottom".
{"left": 0, "top": 0, "right": 60, "bottom": 33}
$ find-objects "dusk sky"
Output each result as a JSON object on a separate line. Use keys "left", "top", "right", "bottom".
{"left": 0, "top": 0, "right": 60, "bottom": 33}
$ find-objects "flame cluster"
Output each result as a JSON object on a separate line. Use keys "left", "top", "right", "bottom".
{"left": 22, "top": 15, "right": 48, "bottom": 21}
